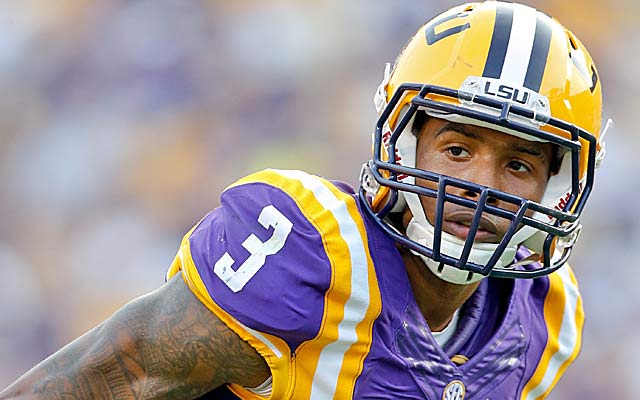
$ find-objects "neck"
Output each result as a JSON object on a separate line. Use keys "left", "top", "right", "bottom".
{"left": 402, "top": 250, "right": 481, "bottom": 332}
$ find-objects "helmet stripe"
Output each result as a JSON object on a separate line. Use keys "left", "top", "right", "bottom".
{"left": 482, "top": 3, "right": 554, "bottom": 93}
{"left": 500, "top": 4, "right": 538, "bottom": 85}
{"left": 482, "top": 3, "right": 513, "bottom": 79}
{"left": 523, "top": 13, "right": 553, "bottom": 91}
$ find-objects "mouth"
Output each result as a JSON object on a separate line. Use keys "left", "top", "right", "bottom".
{"left": 442, "top": 211, "right": 501, "bottom": 243}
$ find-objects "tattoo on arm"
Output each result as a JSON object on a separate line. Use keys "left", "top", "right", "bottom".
{"left": 1, "top": 272, "right": 270, "bottom": 399}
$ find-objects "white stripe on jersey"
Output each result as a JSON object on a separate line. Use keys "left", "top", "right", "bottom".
{"left": 500, "top": 3, "right": 538, "bottom": 86}
{"left": 276, "top": 169, "right": 371, "bottom": 400}
{"left": 524, "top": 266, "right": 580, "bottom": 400}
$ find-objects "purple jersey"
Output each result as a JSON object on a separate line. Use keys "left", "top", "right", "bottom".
{"left": 166, "top": 169, "right": 584, "bottom": 400}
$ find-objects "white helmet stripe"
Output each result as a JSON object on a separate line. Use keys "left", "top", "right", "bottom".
{"left": 500, "top": 4, "right": 538, "bottom": 86}
{"left": 483, "top": 3, "right": 553, "bottom": 92}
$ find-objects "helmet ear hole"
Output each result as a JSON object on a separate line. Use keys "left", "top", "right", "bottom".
{"left": 566, "top": 31, "right": 579, "bottom": 50}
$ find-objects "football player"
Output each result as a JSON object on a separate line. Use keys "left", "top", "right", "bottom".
{"left": 1, "top": 1, "right": 608, "bottom": 399}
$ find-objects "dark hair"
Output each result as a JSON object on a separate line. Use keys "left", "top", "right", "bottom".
{"left": 411, "top": 110, "right": 429, "bottom": 137}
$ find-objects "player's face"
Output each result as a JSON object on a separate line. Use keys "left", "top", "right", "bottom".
{"left": 415, "top": 118, "right": 554, "bottom": 243}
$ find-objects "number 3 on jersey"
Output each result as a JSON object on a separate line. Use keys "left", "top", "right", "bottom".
{"left": 214, "top": 205, "right": 293, "bottom": 292}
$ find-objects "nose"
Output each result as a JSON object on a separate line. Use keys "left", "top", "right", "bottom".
{"left": 457, "top": 164, "right": 502, "bottom": 205}
{"left": 461, "top": 188, "right": 499, "bottom": 206}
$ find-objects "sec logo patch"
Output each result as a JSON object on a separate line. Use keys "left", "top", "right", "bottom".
{"left": 442, "top": 380, "right": 466, "bottom": 400}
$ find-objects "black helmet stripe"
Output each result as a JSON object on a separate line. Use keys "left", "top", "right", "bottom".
{"left": 482, "top": 3, "right": 553, "bottom": 92}
{"left": 482, "top": 3, "right": 514, "bottom": 79}
{"left": 523, "top": 13, "right": 553, "bottom": 91}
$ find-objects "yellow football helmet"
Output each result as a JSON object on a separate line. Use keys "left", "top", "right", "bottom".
{"left": 359, "top": 1, "right": 608, "bottom": 283}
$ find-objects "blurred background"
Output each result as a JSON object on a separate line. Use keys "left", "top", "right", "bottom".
{"left": 0, "top": 0, "right": 636, "bottom": 397}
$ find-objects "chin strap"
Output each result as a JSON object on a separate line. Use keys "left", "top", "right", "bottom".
{"left": 404, "top": 189, "right": 539, "bottom": 285}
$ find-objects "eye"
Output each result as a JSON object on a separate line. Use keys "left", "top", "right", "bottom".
{"left": 507, "top": 160, "right": 531, "bottom": 173}
{"left": 446, "top": 146, "right": 470, "bottom": 158}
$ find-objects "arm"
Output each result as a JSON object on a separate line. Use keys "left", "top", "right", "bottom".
{"left": 0, "top": 272, "right": 270, "bottom": 399}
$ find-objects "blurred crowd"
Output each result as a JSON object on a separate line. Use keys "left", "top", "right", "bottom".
{"left": 0, "top": 0, "right": 637, "bottom": 397}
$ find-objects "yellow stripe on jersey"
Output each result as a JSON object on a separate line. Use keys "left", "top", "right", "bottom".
{"left": 232, "top": 169, "right": 383, "bottom": 400}
{"left": 167, "top": 226, "right": 292, "bottom": 400}
{"left": 520, "top": 265, "right": 584, "bottom": 400}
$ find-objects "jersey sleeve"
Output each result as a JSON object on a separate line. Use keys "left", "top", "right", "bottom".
{"left": 168, "top": 171, "right": 339, "bottom": 350}
{"left": 166, "top": 169, "right": 383, "bottom": 398}
{"left": 167, "top": 168, "right": 382, "bottom": 345}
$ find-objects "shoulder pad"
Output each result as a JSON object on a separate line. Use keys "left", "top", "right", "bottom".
{"left": 185, "top": 169, "right": 370, "bottom": 349}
